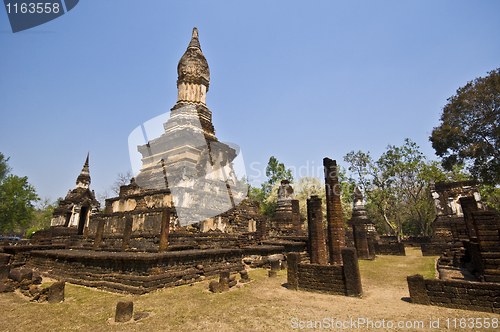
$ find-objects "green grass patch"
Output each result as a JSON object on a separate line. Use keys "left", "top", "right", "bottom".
{"left": 358, "top": 247, "right": 437, "bottom": 286}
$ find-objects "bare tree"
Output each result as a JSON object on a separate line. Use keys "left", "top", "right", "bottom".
{"left": 96, "top": 171, "right": 133, "bottom": 207}
{"left": 111, "top": 170, "right": 133, "bottom": 195}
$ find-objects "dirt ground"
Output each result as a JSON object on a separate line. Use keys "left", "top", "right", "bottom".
{"left": 1, "top": 247, "right": 499, "bottom": 331}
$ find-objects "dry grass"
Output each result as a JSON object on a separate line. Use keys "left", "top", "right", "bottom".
{"left": 1, "top": 248, "right": 498, "bottom": 331}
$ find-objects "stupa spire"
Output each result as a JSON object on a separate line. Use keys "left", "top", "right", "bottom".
{"left": 76, "top": 152, "right": 91, "bottom": 189}
{"left": 188, "top": 27, "right": 201, "bottom": 49}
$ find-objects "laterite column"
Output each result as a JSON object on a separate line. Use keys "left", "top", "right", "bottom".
{"left": 324, "top": 158, "right": 345, "bottom": 264}
{"left": 307, "top": 195, "right": 328, "bottom": 265}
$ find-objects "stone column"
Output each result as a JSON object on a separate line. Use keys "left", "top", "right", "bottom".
{"left": 291, "top": 199, "right": 302, "bottom": 236}
{"left": 341, "top": 248, "right": 362, "bottom": 297}
{"left": 269, "top": 259, "right": 280, "bottom": 277}
{"left": 307, "top": 195, "right": 328, "bottom": 265}
{"left": 159, "top": 208, "right": 170, "bottom": 253}
{"left": 324, "top": 158, "right": 345, "bottom": 264}
{"left": 92, "top": 217, "right": 105, "bottom": 251}
{"left": 286, "top": 252, "right": 300, "bottom": 290}
{"left": 121, "top": 216, "right": 133, "bottom": 251}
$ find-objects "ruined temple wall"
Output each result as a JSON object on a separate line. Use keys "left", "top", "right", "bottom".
{"left": 51, "top": 215, "right": 66, "bottom": 227}
{"left": 214, "top": 199, "right": 262, "bottom": 234}
{"left": 287, "top": 248, "right": 362, "bottom": 297}
{"left": 297, "top": 263, "right": 346, "bottom": 295}
{"left": 105, "top": 190, "right": 172, "bottom": 215}
{"left": 407, "top": 274, "right": 500, "bottom": 313}
{"left": 377, "top": 242, "right": 406, "bottom": 256}
{"left": 431, "top": 180, "right": 483, "bottom": 217}
{"left": 28, "top": 249, "right": 245, "bottom": 294}
{"left": 470, "top": 211, "right": 500, "bottom": 282}
{"left": 88, "top": 209, "right": 164, "bottom": 237}
{"left": 85, "top": 198, "right": 265, "bottom": 251}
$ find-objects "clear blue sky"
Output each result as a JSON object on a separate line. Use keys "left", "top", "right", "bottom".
{"left": 1, "top": 1, "right": 499, "bottom": 203}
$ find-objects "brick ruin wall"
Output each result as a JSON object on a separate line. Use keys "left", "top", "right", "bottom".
{"left": 465, "top": 211, "right": 500, "bottom": 282}
{"left": 377, "top": 242, "right": 406, "bottom": 256}
{"left": 296, "top": 263, "right": 346, "bottom": 295}
{"left": 28, "top": 248, "right": 245, "bottom": 294}
{"left": 287, "top": 248, "right": 362, "bottom": 297}
{"left": 408, "top": 274, "right": 500, "bottom": 313}
{"left": 78, "top": 199, "right": 267, "bottom": 251}
{"left": 420, "top": 243, "right": 451, "bottom": 256}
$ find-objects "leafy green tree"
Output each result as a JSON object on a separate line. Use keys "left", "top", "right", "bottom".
{"left": 344, "top": 139, "right": 464, "bottom": 238}
{"left": 248, "top": 156, "right": 293, "bottom": 217}
{"left": 430, "top": 68, "right": 500, "bottom": 185}
{"left": 0, "top": 153, "right": 39, "bottom": 235}
{"left": 480, "top": 185, "right": 500, "bottom": 215}
{"left": 262, "top": 156, "right": 293, "bottom": 196}
{"left": 0, "top": 153, "right": 10, "bottom": 181}
{"left": 25, "top": 198, "right": 59, "bottom": 238}
{"left": 34, "top": 197, "right": 59, "bottom": 228}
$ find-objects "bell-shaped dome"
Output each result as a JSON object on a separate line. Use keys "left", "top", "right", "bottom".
{"left": 177, "top": 28, "right": 210, "bottom": 89}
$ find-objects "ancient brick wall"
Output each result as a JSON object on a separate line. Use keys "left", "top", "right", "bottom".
{"left": 287, "top": 248, "right": 362, "bottom": 297}
{"left": 28, "top": 248, "right": 244, "bottom": 294}
{"left": 377, "top": 242, "right": 405, "bottom": 256}
{"left": 407, "top": 274, "right": 500, "bottom": 313}
{"left": 449, "top": 216, "right": 468, "bottom": 242}
{"left": 471, "top": 211, "right": 500, "bottom": 282}
{"left": 297, "top": 263, "right": 346, "bottom": 295}
{"left": 420, "top": 243, "right": 451, "bottom": 256}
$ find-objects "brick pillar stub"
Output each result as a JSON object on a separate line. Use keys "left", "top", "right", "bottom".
{"left": 159, "top": 208, "right": 170, "bottom": 253}
{"left": 324, "top": 158, "right": 345, "bottom": 264}
{"left": 115, "top": 301, "right": 134, "bottom": 323}
{"left": 219, "top": 270, "right": 230, "bottom": 291}
{"left": 341, "top": 248, "right": 362, "bottom": 297}
{"left": 406, "top": 274, "right": 430, "bottom": 305}
{"left": 121, "top": 216, "right": 133, "bottom": 251}
{"left": 270, "top": 259, "right": 281, "bottom": 272}
{"left": 287, "top": 252, "right": 300, "bottom": 290}
{"left": 307, "top": 195, "right": 328, "bottom": 265}
{"left": 0, "top": 265, "right": 11, "bottom": 280}
{"left": 398, "top": 242, "right": 406, "bottom": 256}
{"left": 92, "top": 217, "right": 105, "bottom": 251}
{"left": 47, "top": 281, "right": 65, "bottom": 303}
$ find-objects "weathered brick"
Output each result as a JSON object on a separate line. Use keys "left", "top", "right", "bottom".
{"left": 471, "top": 300, "right": 493, "bottom": 307}
{"left": 467, "top": 305, "right": 493, "bottom": 313}
{"left": 451, "top": 298, "right": 470, "bottom": 305}
{"left": 426, "top": 284, "right": 442, "bottom": 292}
{"left": 430, "top": 297, "right": 451, "bottom": 303}
{"left": 468, "top": 288, "right": 490, "bottom": 296}
{"left": 443, "top": 286, "right": 458, "bottom": 293}
{"left": 484, "top": 275, "right": 500, "bottom": 283}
